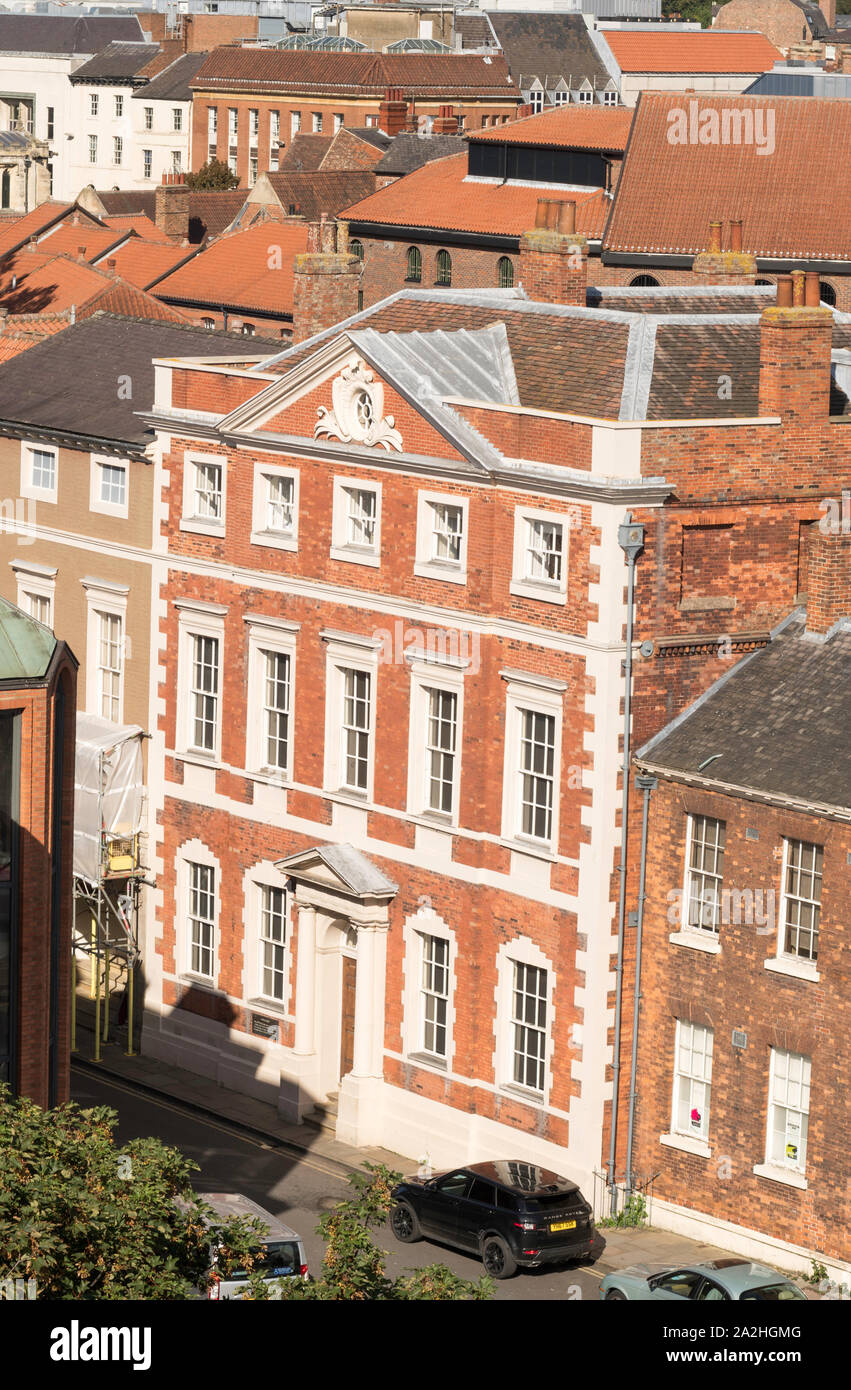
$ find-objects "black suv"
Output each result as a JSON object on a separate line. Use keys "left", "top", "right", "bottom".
{"left": 390, "top": 1160, "right": 596, "bottom": 1279}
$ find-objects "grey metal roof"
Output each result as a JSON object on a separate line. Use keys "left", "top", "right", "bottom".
{"left": 130, "top": 50, "right": 210, "bottom": 102}
{"left": 0, "top": 596, "right": 56, "bottom": 680}
{"left": 0, "top": 130, "right": 35, "bottom": 152}
{"left": 0, "top": 314, "right": 281, "bottom": 452}
{"left": 637, "top": 616, "right": 851, "bottom": 814}
{"left": 70, "top": 41, "right": 159, "bottom": 82}
{"left": 0, "top": 14, "right": 144, "bottom": 55}
{"left": 744, "top": 65, "right": 851, "bottom": 98}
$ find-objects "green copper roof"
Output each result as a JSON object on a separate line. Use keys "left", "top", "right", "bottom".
{"left": 0, "top": 596, "right": 57, "bottom": 680}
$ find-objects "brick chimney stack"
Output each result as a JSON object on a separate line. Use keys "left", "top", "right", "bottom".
{"left": 293, "top": 218, "right": 361, "bottom": 344}
{"left": 518, "top": 198, "right": 587, "bottom": 307}
{"left": 692, "top": 217, "right": 757, "bottom": 285}
{"left": 155, "top": 171, "right": 190, "bottom": 243}
{"left": 758, "top": 275, "right": 833, "bottom": 422}
{"left": 822, "top": 0, "right": 837, "bottom": 28}
{"left": 378, "top": 87, "right": 408, "bottom": 138}
{"left": 432, "top": 104, "right": 459, "bottom": 135}
{"left": 806, "top": 530, "right": 851, "bottom": 637}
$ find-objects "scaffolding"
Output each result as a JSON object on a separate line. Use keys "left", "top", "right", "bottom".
{"left": 71, "top": 715, "right": 147, "bottom": 1063}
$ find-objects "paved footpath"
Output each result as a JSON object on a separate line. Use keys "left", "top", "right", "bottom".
{"left": 70, "top": 1012, "right": 814, "bottom": 1289}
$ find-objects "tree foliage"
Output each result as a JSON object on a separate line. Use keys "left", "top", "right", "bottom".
{"left": 185, "top": 158, "right": 241, "bottom": 191}
{"left": 276, "top": 1163, "right": 493, "bottom": 1301}
{"left": 0, "top": 1087, "right": 267, "bottom": 1300}
{"left": 662, "top": 0, "right": 713, "bottom": 26}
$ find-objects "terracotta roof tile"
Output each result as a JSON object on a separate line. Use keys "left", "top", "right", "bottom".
{"left": 191, "top": 48, "right": 517, "bottom": 98}
{"left": 604, "top": 93, "right": 851, "bottom": 261}
{"left": 279, "top": 133, "right": 334, "bottom": 171}
{"left": 103, "top": 213, "right": 172, "bottom": 243}
{"left": 153, "top": 220, "right": 309, "bottom": 315}
{"left": 92, "top": 239, "right": 197, "bottom": 290}
{"left": 343, "top": 153, "right": 610, "bottom": 238}
{"left": 33, "top": 222, "right": 127, "bottom": 261}
{"left": 259, "top": 171, "right": 375, "bottom": 223}
{"left": 602, "top": 30, "right": 780, "bottom": 74}
{"left": 0, "top": 201, "right": 79, "bottom": 259}
{"left": 471, "top": 104, "right": 633, "bottom": 150}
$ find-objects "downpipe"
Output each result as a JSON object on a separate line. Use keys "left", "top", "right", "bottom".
{"left": 625, "top": 772, "right": 657, "bottom": 1202}
{"left": 607, "top": 514, "right": 645, "bottom": 1217}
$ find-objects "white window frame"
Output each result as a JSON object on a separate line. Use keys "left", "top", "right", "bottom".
{"left": 290, "top": 110, "right": 301, "bottom": 137}
{"left": 682, "top": 813, "right": 726, "bottom": 936}
{"left": 143, "top": 148, "right": 152, "bottom": 180}
{"left": 89, "top": 454, "right": 129, "bottom": 519}
{"left": 245, "top": 615, "right": 298, "bottom": 780}
{"left": 11, "top": 559, "right": 56, "bottom": 627}
{"left": 173, "top": 107, "right": 183, "bottom": 133}
{"left": 414, "top": 491, "right": 468, "bottom": 585}
{"left": 89, "top": 134, "right": 98, "bottom": 164}
{"left": 778, "top": 838, "right": 822, "bottom": 965}
{"left": 113, "top": 136, "right": 123, "bottom": 167}
{"left": 181, "top": 450, "right": 227, "bottom": 535}
{"left": 175, "top": 600, "right": 226, "bottom": 762}
{"left": 755, "top": 1048, "right": 811, "bottom": 1185}
{"left": 330, "top": 476, "right": 381, "bottom": 568}
{"left": 90, "top": 92, "right": 99, "bottom": 117}
{"left": 406, "top": 651, "right": 465, "bottom": 824}
{"left": 402, "top": 905, "right": 456, "bottom": 1069}
{"left": 82, "top": 578, "right": 129, "bottom": 723}
{"left": 500, "top": 670, "right": 564, "bottom": 854}
{"left": 510, "top": 505, "right": 567, "bottom": 605}
{"left": 145, "top": 105, "right": 154, "bottom": 130}
{"left": 114, "top": 94, "right": 123, "bottom": 118}
{"left": 670, "top": 1019, "right": 713, "bottom": 1143}
{"left": 21, "top": 440, "right": 58, "bottom": 504}
{"left": 250, "top": 463, "right": 299, "bottom": 551}
{"left": 176, "top": 839, "right": 220, "bottom": 986}
{"left": 242, "top": 861, "right": 292, "bottom": 1013}
{"left": 312, "top": 112, "right": 323, "bottom": 133}
{"left": 322, "top": 631, "right": 380, "bottom": 800}
{"left": 495, "top": 936, "right": 555, "bottom": 1104}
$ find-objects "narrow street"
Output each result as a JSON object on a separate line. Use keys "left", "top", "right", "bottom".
{"left": 70, "top": 1066, "right": 604, "bottom": 1302}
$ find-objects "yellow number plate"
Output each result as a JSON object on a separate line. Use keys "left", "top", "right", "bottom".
{"left": 550, "top": 1220, "right": 577, "bottom": 1232}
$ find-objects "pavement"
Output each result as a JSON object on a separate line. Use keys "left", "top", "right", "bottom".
{"left": 70, "top": 1003, "right": 811, "bottom": 1284}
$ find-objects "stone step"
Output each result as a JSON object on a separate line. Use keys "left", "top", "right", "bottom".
{"left": 303, "top": 1093, "right": 339, "bottom": 1134}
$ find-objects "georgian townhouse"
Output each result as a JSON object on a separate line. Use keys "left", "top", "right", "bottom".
{"left": 129, "top": 52, "right": 208, "bottom": 188}
{"left": 628, "top": 538, "right": 851, "bottom": 1278}
{"left": 68, "top": 41, "right": 163, "bottom": 197}
{"left": 140, "top": 215, "right": 851, "bottom": 1239}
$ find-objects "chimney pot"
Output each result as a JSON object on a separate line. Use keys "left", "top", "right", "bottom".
{"left": 775, "top": 274, "right": 794, "bottom": 308}
{"left": 558, "top": 200, "right": 576, "bottom": 236}
{"left": 805, "top": 270, "right": 821, "bottom": 307}
{"left": 708, "top": 220, "right": 722, "bottom": 254}
{"left": 78, "top": 245, "right": 87, "bottom": 259}
{"left": 729, "top": 219, "right": 743, "bottom": 253}
{"left": 791, "top": 268, "right": 806, "bottom": 307}
{"left": 106, "top": 258, "right": 116, "bottom": 274}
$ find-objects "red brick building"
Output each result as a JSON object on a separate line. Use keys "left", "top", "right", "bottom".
{"left": 140, "top": 228, "right": 851, "bottom": 1267}
{"left": 189, "top": 49, "right": 520, "bottom": 186}
{"left": 0, "top": 600, "right": 77, "bottom": 1108}
{"left": 626, "top": 530, "right": 851, "bottom": 1275}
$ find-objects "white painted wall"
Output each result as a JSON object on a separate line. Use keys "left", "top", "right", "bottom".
{"left": 0, "top": 52, "right": 83, "bottom": 200}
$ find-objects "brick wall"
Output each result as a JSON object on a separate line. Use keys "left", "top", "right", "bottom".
{"left": 356, "top": 234, "right": 518, "bottom": 307}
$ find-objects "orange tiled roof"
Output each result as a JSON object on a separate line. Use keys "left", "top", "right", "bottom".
{"left": 604, "top": 93, "right": 851, "bottom": 261}
{"left": 103, "top": 213, "right": 173, "bottom": 244}
{"left": 153, "top": 220, "right": 310, "bottom": 316}
{"left": 602, "top": 29, "right": 780, "bottom": 74}
{"left": 34, "top": 221, "right": 128, "bottom": 261}
{"left": 0, "top": 201, "right": 81, "bottom": 259}
{"left": 471, "top": 104, "right": 634, "bottom": 150}
{"left": 343, "top": 153, "right": 611, "bottom": 239}
{"left": 191, "top": 48, "right": 517, "bottom": 98}
{"left": 93, "top": 238, "right": 197, "bottom": 290}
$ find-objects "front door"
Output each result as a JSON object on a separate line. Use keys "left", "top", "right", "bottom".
{"left": 339, "top": 954, "right": 356, "bottom": 1080}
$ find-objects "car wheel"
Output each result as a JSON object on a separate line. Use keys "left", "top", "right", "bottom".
{"left": 390, "top": 1200, "right": 421, "bottom": 1243}
{"left": 605, "top": 1289, "right": 627, "bottom": 1301}
{"left": 481, "top": 1235, "right": 517, "bottom": 1280}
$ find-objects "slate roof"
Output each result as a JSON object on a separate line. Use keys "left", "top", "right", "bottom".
{"left": 0, "top": 314, "right": 279, "bottom": 450}
{"left": 636, "top": 616, "right": 851, "bottom": 814}
{"left": 603, "top": 93, "right": 851, "bottom": 263}
{"left": 255, "top": 285, "right": 849, "bottom": 425}
{"left": 343, "top": 153, "right": 610, "bottom": 239}
{"left": 0, "top": 15, "right": 143, "bottom": 55}
{"left": 190, "top": 49, "right": 517, "bottom": 98}
{"left": 603, "top": 29, "right": 780, "bottom": 74}
{"left": 69, "top": 41, "right": 160, "bottom": 83}
{"left": 471, "top": 105, "right": 632, "bottom": 150}
{"left": 130, "top": 50, "right": 209, "bottom": 101}
{"left": 586, "top": 284, "right": 775, "bottom": 314}
{"left": 278, "top": 133, "right": 334, "bottom": 171}
{"left": 153, "top": 220, "right": 309, "bottom": 316}
{"left": 260, "top": 171, "right": 375, "bottom": 222}
{"left": 374, "top": 132, "right": 468, "bottom": 177}
{"left": 485, "top": 12, "right": 611, "bottom": 88}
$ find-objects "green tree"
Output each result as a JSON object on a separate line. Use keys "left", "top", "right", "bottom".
{"left": 0, "top": 1087, "right": 267, "bottom": 1300}
{"left": 662, "top": 0, "right": 713, "bottom": 26}
{"left": 276, "top": 1163, "right": 493, "bottom": 1301}
{"left": 186, "top": 158, "right": 241, "bottom": 191}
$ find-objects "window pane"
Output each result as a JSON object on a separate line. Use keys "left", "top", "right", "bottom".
{"left": 32, "top": 449, "right": 56, "bottom": 491}
{"left": 783, "top": 841, "right": 822, "bottom": 961}
{"left": 100, "top": 463, "right": 126, "bottom": 506}
{"left": 426, "top": 688, "right": 457, "bottom": 813}
{"left": 192, "top": 634, "right": 219, "bottom": 751}
{"left": 342, "top": 669, "right": 370, "bottom": 789}
{"left": 260, "top": 884, "right": 286, "bottom": 1000}
{"left": 189, "top": 863, "right": 215, "bottom": 978}
{"left": 194, "top": 462, "right": 222, "bottom": 519}
{"left": 525, "top": 518, "right": 563, "bottom": 583}
{"left": 263, "top": 650, "right": 290, "bottom": 771}
{"left": 420, "top": 933, "right": 449, "bottom": 1056}
{"left": 97, "top": 612, "right": 122, "bottom": 721}
{"left": 768, "top": 1049, "right": 810, "bottom": 1168}
{"left": 430, "top": 502, "right": 463, "bottom": 562}
{"left": 686, "top": 815, "right": 726, "bottom": 933}
{"left": 519, "top": 710, "right": 555, "bottom": 840}
{"left": 511, "top": 961, "right": 546, "bottom": 1091}
{"left": 265, "top": 474, "right": 294, "bottom": 531}
{"left": 346, "top": 488, "right": 376, "bottom": 547}
{"left": 673, "top": 1021, "right": 713, "bottom": 1138}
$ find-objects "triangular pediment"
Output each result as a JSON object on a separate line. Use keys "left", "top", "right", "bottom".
{"left": 276, "top": 843, "right": 398, "bottom": 900}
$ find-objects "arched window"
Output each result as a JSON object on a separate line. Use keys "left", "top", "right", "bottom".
{"left": 819, "top": 281, "right": 837, "bottom": 307}
{"left": 436, "top": 249, "right": 452, "bottom": 286}
{"left": 406, "top": 246, "right": 422, "bottom": 283}
{"left": 755, "top": 278, "right": 773, "bottom": 286}
{"left": 350, "top": 238, "right": 364, "bottom": 262}
{"left": 628, "top": 274, "right": 660, "bottom": 288}
{"left": 242, "top": 323, "right": 255, "bottom": 336}
{"left": 497, "top": 256, "right": 514, "bottom": 289}
{"left": 201, "top": 317, "right": 214, "bottom": 329}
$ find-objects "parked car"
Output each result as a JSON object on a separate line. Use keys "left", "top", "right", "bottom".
{"left": 600, "top": 1258, "right": 807, "bottom": 1302}
{"left": 197, "top": 1192, "right": 309, "bottom": 1299}
{"left": 390, "top": 1160, "right": 596, "bottom": 1279}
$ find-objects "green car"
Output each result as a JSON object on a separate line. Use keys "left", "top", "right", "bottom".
{"left": 600, "top": 1258, "right": 807, "bottom": 1302}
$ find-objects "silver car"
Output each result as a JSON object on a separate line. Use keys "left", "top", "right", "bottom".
{"left": 600, "top": 1257, "right": 807, "bottom": 1302}
{"left": 199, "top": 1192, "right": 309, "bottom": 1299}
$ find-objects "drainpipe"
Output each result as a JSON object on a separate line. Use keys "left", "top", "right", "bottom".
{"left": 625, "top": 772, "right": 656, "bottom": 1202}
{"left": 607, "top": 513, "right": 645, "bottom": 1216}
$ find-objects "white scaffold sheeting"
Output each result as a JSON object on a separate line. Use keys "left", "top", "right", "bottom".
{"left": 74, "top": 713, "right": 144, "bottom": 885}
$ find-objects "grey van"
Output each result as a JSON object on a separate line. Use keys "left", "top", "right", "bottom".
{"left": 199, "top": 1192, "right": 309, "bottom": 1299}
